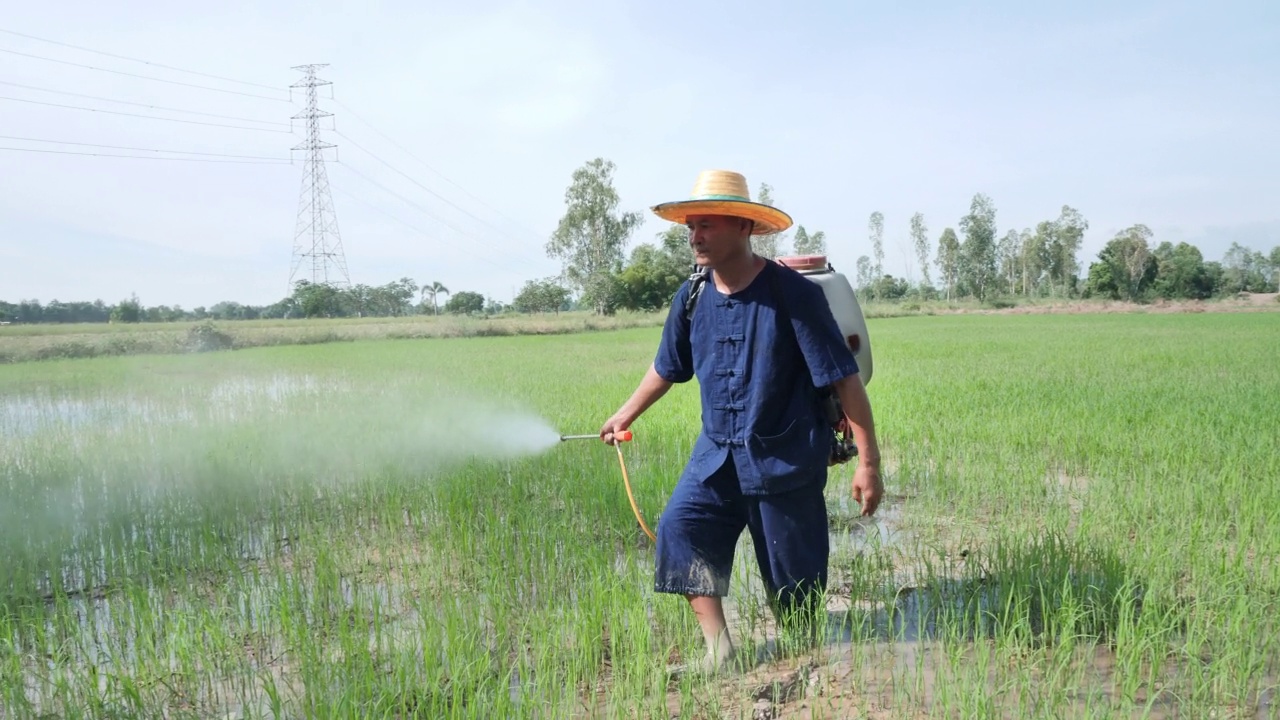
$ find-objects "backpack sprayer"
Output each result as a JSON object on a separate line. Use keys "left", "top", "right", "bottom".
{"left": 559, "top": 255, "right": 873, "bottom": 544}
{"left": 685, "top": 255, "right": 874, "bottom": 466}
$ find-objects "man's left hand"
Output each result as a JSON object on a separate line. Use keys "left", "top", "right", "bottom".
{"left": 852, "top": 461, "right": 883, "bottom": 517}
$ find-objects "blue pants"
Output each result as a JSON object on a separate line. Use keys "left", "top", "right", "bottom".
{"left": 654, "top": 456, "right": 829, "bottom": 614}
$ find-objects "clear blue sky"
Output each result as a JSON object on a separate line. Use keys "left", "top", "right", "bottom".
{"left": 2, "top": 0, "right": 1277, "bottom": 308}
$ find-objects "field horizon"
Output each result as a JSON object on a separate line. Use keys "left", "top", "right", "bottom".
{"left": 2, "top": 292, "right": 1276, "bottom": 366}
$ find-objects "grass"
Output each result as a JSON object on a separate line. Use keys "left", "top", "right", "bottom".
{"left": 1, "top": 312, "right": 1278, "bottom": 718}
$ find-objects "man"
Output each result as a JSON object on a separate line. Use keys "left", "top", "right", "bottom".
{"left": 599, "top": 169, "right": 883, "bottom": 675}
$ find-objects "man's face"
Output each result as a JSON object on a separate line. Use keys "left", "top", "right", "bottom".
{"left": 685, "top": 214, "right": 752, "bottom": 267}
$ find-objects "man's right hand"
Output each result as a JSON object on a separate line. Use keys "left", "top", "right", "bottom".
{"left": 852, "top": 459, "right": 884, "bottom": 516}
{"left": 599, "top": 415, "right": 630, "bottom": 445}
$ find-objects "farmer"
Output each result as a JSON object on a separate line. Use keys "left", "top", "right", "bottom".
{"left": 599, "top": 169, "right": 883, "bottom": 675}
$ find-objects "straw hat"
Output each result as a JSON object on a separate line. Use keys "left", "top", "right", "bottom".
{"left": 651, "top": 170, "right": 793, "bottom": 236}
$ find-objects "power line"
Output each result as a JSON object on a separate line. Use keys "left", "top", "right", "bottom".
{"left": 0, "top": 80, "right": 292, "bottom": 126}
{"left": 0, "top": 134, "right": 291, "bottom": 161}
{"left": 335, "top": 160, "right": 547, "bottom": 268}
{"left": 332, "top": 98, "right": 545, "bottom": 239}
{"left": 336, "top": 162, "right": 471, "bottom": 239}
{"left": 0, "top": 146, "right": 292, "bottom": 164}
{"left": 0, "top": 95, "right": 293, "bottom": 133}
{"left": 332, "top": 129, "right": 543, "bottom": 256}
{"left": 0, "top": 47, "right": 290, "bottom": 102}
{"left": 332, "top": 186, "right": 526, "bottom": 277}
{"left": 0, "top": 27, "right": 282, "bottom": 91}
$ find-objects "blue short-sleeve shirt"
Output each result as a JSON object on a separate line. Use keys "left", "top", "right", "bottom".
{"left": 654, "top": 261, "right": 860, "bottom": 495}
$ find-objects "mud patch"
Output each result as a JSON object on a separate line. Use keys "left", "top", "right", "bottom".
{"left": 710, "top": 636, "right": 1278, "bottom": 720}
{"left": 674, "top": 530, "right": 1195, "bottom": 719}
{"left": 827, "top": 492, "right": 909, "bottom": 549}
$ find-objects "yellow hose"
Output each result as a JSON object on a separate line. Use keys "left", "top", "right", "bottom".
{"left": 614, "top": 440, "right": 656, "bottom": 542}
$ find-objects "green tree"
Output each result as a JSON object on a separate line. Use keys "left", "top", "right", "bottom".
{"left": 958, "top": 193, "right": 998, "bottom": 301}
{"left": 855, "top": 255, "right": 874, "bottom": 299}
{"left": 616, "top": 243, "right": 688, "bottom": 311}
{"left": 545, "top": 158, "right": 642, "bottom": 314}
{"left": 110, "top": 294, "right": 143, "bottom": 323}
{"left": 614, "top": 225, "right": 697, "bottom": 311}
{"left": 910, "top": 212, "right": 931, "bottom": 289}
{"left": 790, "top": 225, "right": 827, "bottom": 255}
{"left": 1021, "top": 223, "right": 1054, "bottom": 296}
{"left": 868, "top": 212, "right": 885, "bottom": 284}
{"left": 445, "top": 291, "right": 486, "bottom": 315}
{"left": 291, "top": 280, "right": 343, "bottom": 318}
{"left": 659, "top": 225, "right": 693, "bottom": 264}
{"left": 1084, "top": 226, "right": 1157, "bottom": 301}
{"left": 749, "top": 183, "right": 787, "bottom": 259}
{"left": 1220, "top": 242, "right": 1271, "bottom": 294}
{"left": 513, "top": 278, "right": 571, "bottom": 314}
{"left": 1202, "top": 261, "right": 1226, "bottom": 296}
{"left": 936, "top": 228, "right": 961, "bottom": 301}
{"left": 421, "top": 281, "right": 448, "bottom": 316}
{"left": 871, "top": 274, "right": 909, "bottom": 300}
{"left": 343, "top": 283, "right": 374, "bottom": 316}
{"left": 359, "top": 277, "right": 419, "bottom": 317}
{"left": 810, "top": 230, "right": 826, "bottom": 255}
{"left": 1082, "top": 258, "right": 1120, "bottom": 299}
{"left": 998, "top": 229, "right": 1021, "bottom": 294}
{"left": 1152, "top": 241, "right": 1211, "bottom": 299}
{"left": 1270, "top": 246, "right": 1280, "bottom": 291}
{"left": 1115, "top": 224, "right": 1155, "bottom": 301}
{"left": 1049, "top": 206, "right": 1088, "bottom": 297}
{"left": 792, "top": 226, "right": 808, "bottom": 255}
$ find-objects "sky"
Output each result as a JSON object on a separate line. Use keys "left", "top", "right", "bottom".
{"left": 1, "top": 0, "right": 1277, "bottom": 309}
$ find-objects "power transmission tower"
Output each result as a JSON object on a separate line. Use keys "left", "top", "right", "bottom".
{"left": 288, "top": 63, "right": 350, "bottom": 290}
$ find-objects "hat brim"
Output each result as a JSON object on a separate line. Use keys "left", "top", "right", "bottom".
{"left": 651, "top": 199, "right": 793, "bottom": 236}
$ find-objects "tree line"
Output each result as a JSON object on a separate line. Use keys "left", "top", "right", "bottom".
{"left": 4, "top": 158, "right": 1278, "bottom": 325}
{"left": 539, "top": 160, "right": 1278, "bottom": 313}
{"left": 2, "top": 278, "right": 509, "bottom": 325}
{"left": 847, "top": 194, "right": 1279, "bottom": 304}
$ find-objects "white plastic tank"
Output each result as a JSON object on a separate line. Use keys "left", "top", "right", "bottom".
{"left": 777, "top": 255, "right": 874, "bottom": 386}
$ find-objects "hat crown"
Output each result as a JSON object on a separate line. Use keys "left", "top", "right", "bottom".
{"left": 689, "top": 170, "right": 752, "bottom": 201}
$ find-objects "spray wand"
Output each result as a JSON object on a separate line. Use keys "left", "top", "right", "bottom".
{"left": 559, "top": 430, "right": 655, "bottom": 542}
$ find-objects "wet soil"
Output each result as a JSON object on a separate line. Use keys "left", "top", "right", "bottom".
{"left": 646, "top": 491, "right": 1278, "bottom": 720}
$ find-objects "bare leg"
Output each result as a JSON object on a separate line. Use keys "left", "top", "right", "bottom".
{"left": 687, "top": 594, "right": 735, "bottom": 670}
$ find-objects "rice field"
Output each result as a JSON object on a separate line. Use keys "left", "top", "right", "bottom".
{"left": 1, "top": 312, "right": 1278, "bottom": 719}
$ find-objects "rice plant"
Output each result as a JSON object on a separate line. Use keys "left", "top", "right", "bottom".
{"left": 1, "top": 312, "right": 1277, "bottom": 718}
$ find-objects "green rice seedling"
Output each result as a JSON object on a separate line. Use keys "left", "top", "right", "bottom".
{"left": 2, "top": 313, "right": 1279, "bottom": 717}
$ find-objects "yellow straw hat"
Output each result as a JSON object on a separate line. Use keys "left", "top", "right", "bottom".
{"left": 651, "top": 170, "right": 793, "bottom": 236}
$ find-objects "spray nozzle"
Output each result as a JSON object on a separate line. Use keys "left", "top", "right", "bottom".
{"left": 559, "top": 430, "right": 632, "bottom": 443}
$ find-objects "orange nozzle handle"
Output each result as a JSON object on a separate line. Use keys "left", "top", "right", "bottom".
{"left": 614, "top": 430, "right": 633, "bottom": 442}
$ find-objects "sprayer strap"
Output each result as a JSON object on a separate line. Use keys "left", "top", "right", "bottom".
{"left": 683, "top": 266, "right": 710, "bottom": 321}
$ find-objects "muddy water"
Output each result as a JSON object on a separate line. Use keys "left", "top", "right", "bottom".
{"left": 727, "top": 547, "right": 1278, "bottom": 716}
{"left": 828, "top": 493, "right": 907, "bottom": 553}
{"left": 741, "top": 635, "right": 1280, "bottom": 720}
{"left": 628, "top": 490, "right": 1279, "bottom": 720}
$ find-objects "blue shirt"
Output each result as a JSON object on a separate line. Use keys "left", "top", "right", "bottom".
{"left": 654, "top": 260, "right": 860, "bottom": 495}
